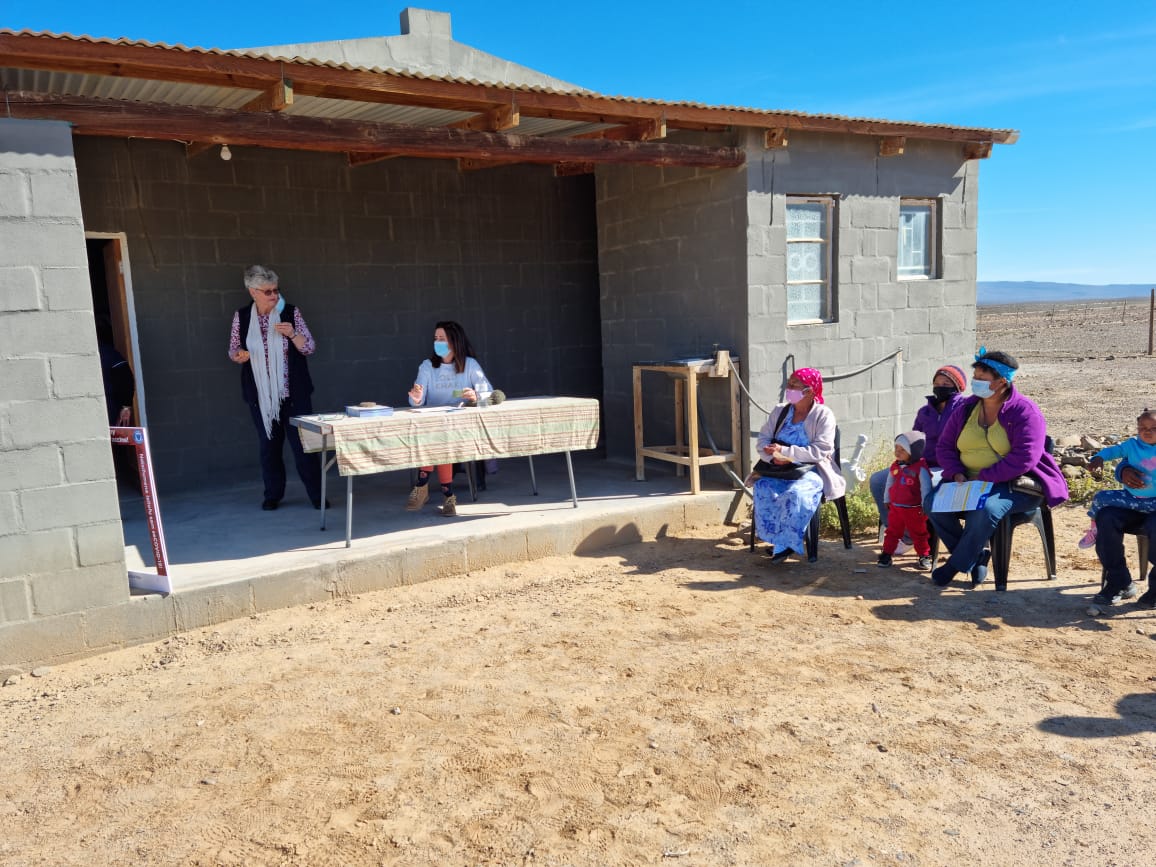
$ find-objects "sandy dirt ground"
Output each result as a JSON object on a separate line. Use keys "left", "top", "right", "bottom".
{"left": 4, "top": 302, "right": 1156, "bottom": 867}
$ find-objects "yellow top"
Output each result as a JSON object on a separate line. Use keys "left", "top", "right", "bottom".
{"left": 956, "top": 405, "right": 1010, "bottom": 476}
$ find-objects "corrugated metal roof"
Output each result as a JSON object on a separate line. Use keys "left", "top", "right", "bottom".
{"left": 0, "top": 30, "right": 1017, "bottom": 139}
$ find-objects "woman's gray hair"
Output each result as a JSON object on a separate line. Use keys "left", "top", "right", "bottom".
{"left": 243, "top": 264, "right": 279, "bottom": 290}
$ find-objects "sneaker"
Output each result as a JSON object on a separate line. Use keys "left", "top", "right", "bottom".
{"left": 769, "top": 548, "right": 794, "bottom": 563}
{"left": 439, "top": 494, "right": 458, "bottom": 517}
{"left": 261, "top": 499, "right": 279, "bottom": 511}
{"left": 970, "top": 549, "right": 991, "bottom": 588}
{"left": 894, "top": 540, "right": 913, "bottom": 556}
{"left": 877, "top": 553, "right": 893, "bottom": 568}
{"left": 1136, "top": 588, "right": 1156, "bottom": 609}
{"left": 917, "top": 555, "right": 933, "bottom": 571}
{"left": 1122, "top": 581, "right": 1141, "bottom": 600}
{"left": 1092, "top": 591, "right": 1123, "bottom": 607}
{"left": 405, "top": 485, "right": 429, "bottom": 511}
{"left": 1077, "top": 524, "right": 1097, "bottom": 550}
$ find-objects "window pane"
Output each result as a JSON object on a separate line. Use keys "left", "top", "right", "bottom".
{"left": 787, "top": 241, "right": 825, "bottom": 282}
{"left": 787, "top": 203, "right": 825, "bottom": 239}
{"left": 899, "top": 204, "right": 930, "bottom": 276}
{"left": 787, "top": 284, "right": 824, "bottom": 321}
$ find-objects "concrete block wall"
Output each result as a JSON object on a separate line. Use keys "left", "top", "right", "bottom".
{"left": 0, "top": 119, "right": 128, "bottom": 650}
{"left": 595, "top": 151, "right": 749, "bottom": 464}
{"left": 743, "top": 129, "right": 979, "bottom": 464}
{"left": 73, "top": 139, "right": 602, "bottom": 491}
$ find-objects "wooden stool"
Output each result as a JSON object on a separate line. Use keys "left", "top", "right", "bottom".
{"left": 633, "top": 358, "right": 742, "bottom": 494}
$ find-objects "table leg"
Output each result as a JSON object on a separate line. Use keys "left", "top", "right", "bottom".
{"left": 674, "top": 377, "right": 685, "bottom": 478}
{"left": 633, "top": 365, "right": 645, "bottom": 481}
{"left": 319, "top": 446, "right": 328, "bottom": 531}
{"left": 345, "top": 475, "right": 353, "bottom": 549}
{"left": 564, "top": 450, "right": 577, "bottom": 508}
{"left": 528, "top": 455, "right": 538, "bottom": 495}
{"left": 687, "top": 371, "right": 701, "bottom": 494}
{"left": 730, "top": 368, "right": 743, "bottom": 486}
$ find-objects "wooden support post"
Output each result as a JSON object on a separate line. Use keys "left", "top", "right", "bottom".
{"left": 1148, "top": 289, "right": 1154, "bottom": 356}
{"left": 686, "top": 370, "right": 700, "bottom": 495}
{"left": 633, "top": 365, "right": 645, "bottom": 481}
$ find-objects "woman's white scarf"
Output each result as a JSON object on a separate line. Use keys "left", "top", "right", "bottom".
{"left": 246, "top": 303, "right": 285, "bottom": 438}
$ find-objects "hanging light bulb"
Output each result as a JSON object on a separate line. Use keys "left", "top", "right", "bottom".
{"left": 219, "top": 144, "right": 232, "bottom": 161}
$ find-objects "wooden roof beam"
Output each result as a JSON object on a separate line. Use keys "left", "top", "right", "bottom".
{"left": 963, "top": 141, "right": 993, "bottom": 160}
{"left": 347, "top": 152, "right": 403, "bottom": 167}
{"left": 457, "top": 157, "right": 523, "bottom": 171}
{"left": 0, "top": 33, "right": 1018, "bottom": 144}
{"left": 554, "top": 162, "right": 594, "bottom": 176}
{"left": 241, "top": 79, "right": 293, "bottom": 113}
{"left": 572, "top": 116, "right": 666, "bottom": 142}
{"left": 185, "top": 141, "right": 217, "bottom": 158}
{"left": 5, "top": 92, "right": 745, "bottom": 168}
{"left": 449, "top": 101, "right": 519, "bottom": 132}
{"left": 879, "top": 136, "right": 905, "bottom": 157}
{"left": 764, "top": 128, "right": 788, "bottom": 149}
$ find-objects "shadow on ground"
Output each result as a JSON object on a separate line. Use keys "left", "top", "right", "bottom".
{"left": 1039, "top": 692, "right": 1156, "bottom": 738}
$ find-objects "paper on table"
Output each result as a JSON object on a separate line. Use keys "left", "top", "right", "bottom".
{"left": 931, "top": 480, "right": 993, "bottom": 512}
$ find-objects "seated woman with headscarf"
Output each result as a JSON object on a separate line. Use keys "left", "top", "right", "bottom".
{"left": 751, "top": 367, "right": 846, "bottom": 563}
{"left": 928, "top": 348, "right": 1068, "bottom": 588}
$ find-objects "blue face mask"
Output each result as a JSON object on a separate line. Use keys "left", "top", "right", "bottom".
{"left": 274, "top": 296, "right": 285, "bottom": 317}
{"left": 434, "top": 340, "right": 450, "bottom": 358}
{"left": 971, "top": 379, "right": 995, "bottom": 399}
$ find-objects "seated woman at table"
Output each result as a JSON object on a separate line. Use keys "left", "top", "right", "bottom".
{"left": 405, "top": 320, "right": 493, "bottom": 518}
{"left": 928, "top": 348, "right": 1068, "bottom": 588}
{"left": 752, "top": 367, "right": 846, "bottom": 563}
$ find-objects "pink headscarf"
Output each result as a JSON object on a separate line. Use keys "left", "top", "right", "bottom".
{"left": 794, "top": 367, "right": 824, "bottom": 404}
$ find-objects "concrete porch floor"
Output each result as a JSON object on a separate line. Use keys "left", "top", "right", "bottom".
{"left": 119, "top": 454, "right": 742, "bottom": 600}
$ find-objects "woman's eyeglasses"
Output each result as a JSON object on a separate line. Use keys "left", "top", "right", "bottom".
{"left": 255, "top": 288, "right": 280, "bottom": 297}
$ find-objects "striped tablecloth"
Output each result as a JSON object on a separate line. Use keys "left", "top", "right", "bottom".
{"left": 294, "top": 397, "right": 600, "bottom": 477}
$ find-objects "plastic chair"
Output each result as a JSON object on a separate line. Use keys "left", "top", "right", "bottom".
{"left": 1099, "top": 528, "right": 1149, "bottom": 593}
{"left": 989, "top": 493, "right": 1056, "bottom": 590}
{"left": 749, "top": 428, "right": 853, "bottom": 562}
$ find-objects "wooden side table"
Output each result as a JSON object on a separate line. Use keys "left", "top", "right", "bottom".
{"left": 633, "top": 358, "right": 742, "bottom": 494}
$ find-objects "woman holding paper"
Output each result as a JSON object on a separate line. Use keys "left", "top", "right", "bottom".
{"left": 404, "top": 321, "right": 493, "bottom": 517}
{"left": 927, "top": 348, "right": 1068, "bottom": 588}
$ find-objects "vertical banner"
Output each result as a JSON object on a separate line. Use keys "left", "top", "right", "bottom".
{"left": 109, "top": 426, "right": 172, "bottom": 593}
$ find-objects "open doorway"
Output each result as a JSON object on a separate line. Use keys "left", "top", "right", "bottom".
{"left": 87, "top": 233, "right": 146, "bottom": 493}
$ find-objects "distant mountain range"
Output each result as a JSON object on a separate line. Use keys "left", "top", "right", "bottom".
{"left": 977, "top": 281, "right": 1155, "bottom": 305}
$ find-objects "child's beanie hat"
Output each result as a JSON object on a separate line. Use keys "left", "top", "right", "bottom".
{"left": 895, "top": 430, "right": 926, "bottom": 462}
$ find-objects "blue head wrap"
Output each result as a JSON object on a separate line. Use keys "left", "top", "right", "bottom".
{"left": 974, "top": 346, "right": 1017, "bottom": 382}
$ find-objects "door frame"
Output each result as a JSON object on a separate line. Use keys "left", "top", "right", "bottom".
{"left": 86, "top": 231, "right": 149, "bottom": 427}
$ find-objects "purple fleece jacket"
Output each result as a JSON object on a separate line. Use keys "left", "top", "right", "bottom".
{"left": 912, "top": 392, "right": 965, "bottom": 468}
{"left": 935, "top": 389, "right": 1069, "bottom": 507}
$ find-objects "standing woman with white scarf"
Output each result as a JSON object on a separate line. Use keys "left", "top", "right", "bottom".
{"left": 228, "top": 265, "right": 323, "bottom": 511}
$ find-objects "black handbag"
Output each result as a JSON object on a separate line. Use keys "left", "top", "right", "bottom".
{"left": 752, "top": 459, "right": 815, "bottom": 481}
{"left": 1009, "top": 474, "right": 1043, "bottom": 496}
{"left": 752, "top": 407, "right": 815, "bottom": 481}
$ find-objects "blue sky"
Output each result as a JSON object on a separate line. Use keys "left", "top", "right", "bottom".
{"left": 5, "top": 0, "right": 1155, "bottom": 284}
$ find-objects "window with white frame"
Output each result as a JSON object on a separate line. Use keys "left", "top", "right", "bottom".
{"left": 786, "top": 196, "right": 836, "bottom": 323}
{"left": 898, "top": 199, "right": 938, "bottom": 279}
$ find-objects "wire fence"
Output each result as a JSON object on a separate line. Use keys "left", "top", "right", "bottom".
{"left": 978, "top": 296, "right": 1156, "bottom": 355}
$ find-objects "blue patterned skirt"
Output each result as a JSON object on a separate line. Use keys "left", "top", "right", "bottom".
{"left": 754, "top": 473, "right": 824, "bottom": 554}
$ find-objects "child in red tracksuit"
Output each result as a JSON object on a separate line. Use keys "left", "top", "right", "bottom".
{"left": 878, "top": 431, "right": 933, "bottom": 570}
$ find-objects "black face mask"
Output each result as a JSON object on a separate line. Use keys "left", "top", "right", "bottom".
{"left": 930, "top": 386, "right": 957, "bottom": 403}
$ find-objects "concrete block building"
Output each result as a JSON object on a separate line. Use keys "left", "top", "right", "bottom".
{"left": 0, "top": 8, "right": 1015, "bottom": 664}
